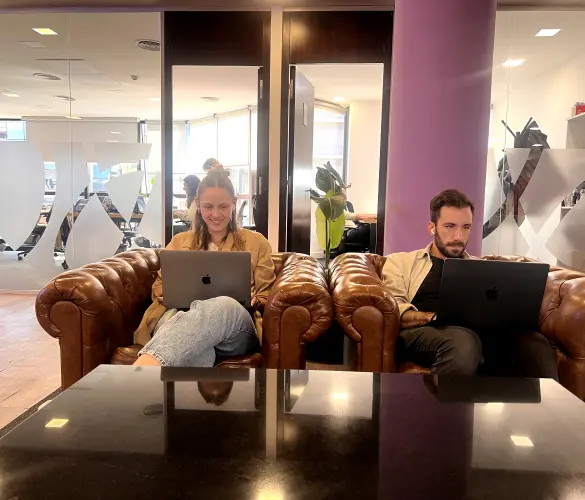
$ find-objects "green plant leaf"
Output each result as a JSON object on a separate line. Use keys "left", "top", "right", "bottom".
{"left": 310, "top": 189, "right": 324, "bottom": 203}
{"left": 329, "top": 213, "right": 345, "bottom": 249}
{"left": 323, "top": 161, "right": 346, "bottom": 190}
{"left": 329, "top": 194, "right": 346, "bottom": 220}
{"left": 315, "top": 166, "right": 334, "bottom": 193}
{"left": 315, "top": 206, "right": 327, "bottom": 250}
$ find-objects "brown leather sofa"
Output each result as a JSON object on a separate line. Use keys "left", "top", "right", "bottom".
{"left": 36, "top": 249, "right": 333, "bottom": 389}
{"left": 330, "top": 253, "right": 585, "bottom": 400}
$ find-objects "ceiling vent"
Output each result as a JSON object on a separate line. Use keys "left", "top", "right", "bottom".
{"left": 55, "top": 95, "right": 76, "bottom": 102}
{"left": 137, "top": 40, "right": 160, "bottom": 52}
{"left": 34, "top": 72, "right": 62, "bottom": 81}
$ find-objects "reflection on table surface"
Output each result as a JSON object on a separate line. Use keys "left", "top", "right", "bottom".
{"left": 1, "top": 366, "right": 585, "bottom": 499}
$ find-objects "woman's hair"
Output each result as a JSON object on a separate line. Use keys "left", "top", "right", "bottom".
{"left": 202, "top": 157, "right": 220, "bottom": 172}
{"left": 183, "top": 174, "right": 201, "bottom": 209}
{"left": 192, "top": 164, "right": 245, "bottom": 250}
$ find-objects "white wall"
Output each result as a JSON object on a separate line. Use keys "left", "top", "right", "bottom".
{"left": 346, "top": 100, "right": 382, "bottom": 214}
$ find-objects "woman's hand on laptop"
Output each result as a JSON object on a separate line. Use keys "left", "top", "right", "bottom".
{"left": 401, "top": 310, "right": 435, "bottom": 329}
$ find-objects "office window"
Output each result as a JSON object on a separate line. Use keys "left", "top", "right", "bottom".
{"left": 0, "top": 120, "right": 26, "bottom": 141}
{"left": 184, "top": 108, "right": 255, "bottom": 226}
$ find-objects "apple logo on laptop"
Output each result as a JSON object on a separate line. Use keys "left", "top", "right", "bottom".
{"left": 202, "top": 274, "right": 211, "bottom": 285}
{"left": 486, "top": 286, "right": 498, "bottom": 300}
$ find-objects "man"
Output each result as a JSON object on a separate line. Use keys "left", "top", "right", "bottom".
{"left": 382, "top": 189, "right": 558, "bottom": 379}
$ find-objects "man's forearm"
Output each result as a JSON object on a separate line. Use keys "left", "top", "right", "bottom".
{"left": 400, "top": 310, "right": 435, "bottom": 329}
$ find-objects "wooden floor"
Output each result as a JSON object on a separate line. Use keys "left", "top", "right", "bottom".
{"left": 0, "top": 294, "right": 61, "bottom": 429}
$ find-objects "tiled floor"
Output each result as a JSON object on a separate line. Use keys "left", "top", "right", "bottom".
{"left": 0, "top": 294, "right": 61, "bottom": 429}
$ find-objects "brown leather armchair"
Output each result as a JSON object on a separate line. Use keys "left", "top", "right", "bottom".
{"left": 36, "top": 249, "right": 333, "bottom": 389}
{"left": 330, "top": 253, "right": 585, "bottom": 400}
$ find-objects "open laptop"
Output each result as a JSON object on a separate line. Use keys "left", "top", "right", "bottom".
{"left": 437, "top": 259, "right": 549, "bottom": 331}
{"left": 160, "top": 250, "right": 252, "bottom": 309}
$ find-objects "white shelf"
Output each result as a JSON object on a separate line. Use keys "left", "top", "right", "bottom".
{"left": 567, "top": 113, "right": 585, "bottom": 122}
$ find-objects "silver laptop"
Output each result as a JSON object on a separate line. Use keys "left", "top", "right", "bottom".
{"left": 160, "top": 250, "right": 252, "bottom": 309}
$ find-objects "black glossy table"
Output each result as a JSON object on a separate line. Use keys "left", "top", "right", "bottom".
{"left": 1, "top": 366, "right": 585, "bottom": 499}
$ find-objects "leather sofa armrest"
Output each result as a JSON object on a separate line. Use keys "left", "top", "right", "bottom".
{"left": 540, "top": 268, "right": 585, "bottom": 399}
{"left": 329, "top": 253, "right": 400, "bottom": 372}
{"left": 35, "top": 249, "right": 159, "bottom": 388}
{"left": 262, "top": 254, "right": 333, "bottom": 369}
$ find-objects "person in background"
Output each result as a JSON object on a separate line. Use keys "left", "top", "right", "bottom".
{"left": 173, "top": 174, "right": 201, "bottom": 223}
{"left": 382, "top": 188, "right": 557, "bottom": 379}
{"left": 133, "top": 164, "right": 275, "bottom": 367}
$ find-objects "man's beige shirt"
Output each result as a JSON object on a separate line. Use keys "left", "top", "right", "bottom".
{"left": 381, "top": 242, "right": 471, "bottom": 318}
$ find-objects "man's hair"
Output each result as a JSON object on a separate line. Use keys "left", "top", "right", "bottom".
{"left": 430, "top": 189, "right": 475, "bottom": 223}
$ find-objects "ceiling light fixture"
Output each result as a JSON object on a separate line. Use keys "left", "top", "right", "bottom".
{"left": 110, "top": 131, "right": 122, "bottom": 135}
{"left": 107, "top": 140, "right": 119, "bottom": 143}
{"left": 33, "top": 28, "right": 58, "bottom": 36}
{"left": 63, "top": 115, "right": 81, "bottom": 120}
{"left": 510, "top": 435, "right": 534, "bottom": 447}
{"left": 535, "top": 28, "right": 561, "bottom": 37}
{"left": 502, "top": 59, "right": 525, "bottom": 68}
{"left": 34, "top": 72, "right": 62, "bottom": 81}
{"left": 333, "top": 97, "right": 346, "bottom": 102}
{"left": 147, "top": 97, "right": 160, "bottom": 102}
{"left": 200, "top": 96, "right": 220, "bottom": 102}
{"left": 136, "top": 39, "right": 161, "bottom": 52}
{"left": 2, "top": 92, "right": 20, "bottom": 97}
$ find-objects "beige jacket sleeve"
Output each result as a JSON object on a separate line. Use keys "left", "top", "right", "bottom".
{"left": 253, "top": 234, "right": 276, "bottom": 301}
{"left": 382, "top": 254, "right": 417, "bottom": 318}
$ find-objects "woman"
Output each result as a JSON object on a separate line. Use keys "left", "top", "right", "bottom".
{"left": 173, "top": 174, "right": 200, "bottom": 223}
{"left": 134, "top": 165, "right": 275, "bottom": 367}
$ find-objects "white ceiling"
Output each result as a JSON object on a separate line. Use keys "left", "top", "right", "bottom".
{"left": 0, "top": 11, "right": 584, "bottom": 120}
{"left": 491, "top": 10, "right": 585, "bottom": 105}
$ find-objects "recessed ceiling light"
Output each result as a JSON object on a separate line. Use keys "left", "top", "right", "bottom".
{"left": 147, "top": 97, "right": 160, "bottom": 102}
{"left": 136, "top": 39, "right": 161, "bottom": 52}
{"left": 110, "top": 131, "right": 122, "bottom": 135}
{"left": 333, "top": 97, "right": 345, "bottom": 102}
{"left": 33, "top": 28, "right": 58, "bottom": 36}
{"left": 55, "top": 95, "right": 76, "bottom": 101}
{"left": 63, "top": 115, "right": 81, "bottom": 120}
{"left": 510, "top": 435, "right": 533, "bottom": 447}
{"left": 2, "top": 92, "right": 20, "bottom": 97}
{"left": 200, "top": 96, "right": 220, "bottom": 102}
{"left": 535, "top": 28, "right": 561, "bottom": 37}
{"left": 34, "top": 72, "right": 62, "bottom": 81}
{"left": 503, "top": 59, "right": 525, "bottom": 68}
{"left": 107, "top": 140, "right": 119, "bottom": 143}
{"left": 19, "top": 41, "right": 46, "bottom": 48}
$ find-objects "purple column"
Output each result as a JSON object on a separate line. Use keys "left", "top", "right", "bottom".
{"left": 385, "top": 0, "right": 496, "bottom": 255}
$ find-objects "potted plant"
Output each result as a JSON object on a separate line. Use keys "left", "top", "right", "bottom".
{"left": 310, "top": 162, "right": 349, "bottom": 270}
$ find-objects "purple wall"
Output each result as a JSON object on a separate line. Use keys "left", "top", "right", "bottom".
{"left": 385, "top": 0, "right": 497, "bottom": 255}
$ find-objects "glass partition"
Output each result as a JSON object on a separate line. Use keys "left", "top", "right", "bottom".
{"left": 0, "top": 12, "right": 162, "bottom": 290}
{"left": 484, "top": 11, "right": 585, "bottom": 270}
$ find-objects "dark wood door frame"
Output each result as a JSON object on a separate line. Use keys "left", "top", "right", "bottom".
{"left": 162, "top": 11, "right": 271, "bottom": 245}
{"left": 279, "top": 10, "right": 393, "bottom": 254}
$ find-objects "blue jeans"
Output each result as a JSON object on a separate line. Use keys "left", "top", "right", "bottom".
{"left": 139, "top": 296, "right": 259, "bottom": 366}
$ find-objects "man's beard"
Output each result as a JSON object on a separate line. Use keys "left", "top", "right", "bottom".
{"left": 435, "top": 233, "right": 466, "bottom": 258}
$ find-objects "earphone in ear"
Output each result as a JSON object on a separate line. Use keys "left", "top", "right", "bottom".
{"left": 431, "top": 229, "right": 435, "bottom": 235}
